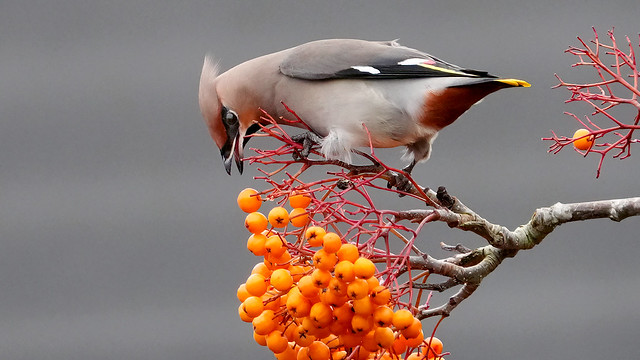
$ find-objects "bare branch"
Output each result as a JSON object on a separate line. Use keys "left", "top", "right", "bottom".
{"left": 418, "top": 283, "right": 480, "bottom": 319}
{"left": 394, "top": 197, "right": 640, "bottom": 250}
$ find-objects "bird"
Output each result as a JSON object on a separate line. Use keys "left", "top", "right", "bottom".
{"left": 198, "top": 39, "right": 529, "bottom": 175}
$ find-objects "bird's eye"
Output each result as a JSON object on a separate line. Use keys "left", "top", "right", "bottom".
{"left": 222, "top": 107, "right": 238, "bottom": 126}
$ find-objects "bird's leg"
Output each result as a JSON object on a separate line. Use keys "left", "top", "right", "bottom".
{"left": 402, "top": 161, "right": 416, "bottom": 175}
{"left": 291, "top": 131, "right": 322, "bottom": 160}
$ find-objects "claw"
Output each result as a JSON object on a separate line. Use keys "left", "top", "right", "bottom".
{"left": 291, "top": 131, "right": 322, "bottom": 160}
{"left": 387, "top": 171, "right": 413, "bottom": 195}
{"left": 436, "top": 186, "right": 455, "bottom": 208}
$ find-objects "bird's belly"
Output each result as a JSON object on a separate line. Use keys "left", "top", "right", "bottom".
{"left": 276, "top": 77, "right": 438, "bottom": 148}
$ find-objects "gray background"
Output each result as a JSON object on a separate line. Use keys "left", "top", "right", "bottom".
{"left": 2, "top": 1, "right": 639, "bottom": 359}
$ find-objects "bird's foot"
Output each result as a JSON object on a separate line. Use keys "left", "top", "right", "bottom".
{"left": 386, "top": 171, "right": 413, "bottom": 195}
{"left": 436, "top": 186, "right": 455, "bottom": 208}
{"left": 386, "top": 161, "right": 418, "bottom": 196}
{"left": 291, "top": 131, "right": 322, "bottom": 160}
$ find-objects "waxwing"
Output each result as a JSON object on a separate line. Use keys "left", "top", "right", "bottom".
{"left": 199, "top": 39, "right": 530, "bottom": 175}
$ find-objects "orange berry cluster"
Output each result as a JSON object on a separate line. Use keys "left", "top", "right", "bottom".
{"left": 236, "top": 188, "right": 445, "bottom": 359}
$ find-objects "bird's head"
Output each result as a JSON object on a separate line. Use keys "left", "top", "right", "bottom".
{"left": 199, "top": 56, "right": 260, "bottom": 175}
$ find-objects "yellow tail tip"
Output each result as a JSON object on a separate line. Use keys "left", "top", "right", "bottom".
{"left": 497, "top": 78, "right": 531, "bottom": 87}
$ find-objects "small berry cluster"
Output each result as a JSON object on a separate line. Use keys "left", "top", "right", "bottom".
{"left": 236, "top": 188, "right": 444, "bottom": 360}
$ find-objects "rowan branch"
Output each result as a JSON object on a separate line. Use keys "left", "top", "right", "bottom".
{"left": 395, "top": 197, "right": 640, "bottom": 251}
{"left": 243, "top": 107, "right": 640, "bottom": 325}
{"left": 544, "top": 28, "right": 640, "bottom": 177}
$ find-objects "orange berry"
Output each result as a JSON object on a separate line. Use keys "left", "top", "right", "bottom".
{"left": 392, "top": 309, "right": 414, "bottom": 330}
{"left": 245, "top": 273, "right": 268, "bottom": 296}
{"left": 328, "top": 277, "right": 348, "bottom": 296}
{"left": 573, "top": 128, "right": 594, "bottom": 151}
{"left": 340, "top": 332, "right": 362, "bottom": 348}
{"left": 307, "top": 340, "right": 330, "bottom": 360}
{"left": 245, "top": 212, "right": 268, "bottom": 234}
{"left": 252, "top": 309, "right": 277, "bottom": 335}
{"left": 298, "top": 275, "right": 320, "bottom": 298}
{"left": 300, "top": 316, "right": 318, "bottom": 333}
{"left": 286, "top": 288, "right": 312, "bottom": 318}
{"left": 247, "top": 233, "right": 267, "bottom": 256}
{"left": 333, "top": 304, "right": 354, "bottom": 324}
{"left": 283, "top": 320, "right": 297, "bottom": 339}
{"left": 292, "top": 324, "right": 315, "bottom": 347}
{"left": 306, "top": 321, "right": 331, "bottom": 339}
{"left": 271, "top": 268, "right": 293, "bottom": 291}
{"left": 329, "top": 320, "right": 351, "bottom": 338}
{"left": 309, "top": 302, "right": 333, "bottom": 327}
{"left": 290, "top": 208, "right": 310, "bottom": 227}
{"left": 351, "top": 314, "right": 372, "bottom": 334}
{"left": 238, "top": 304, "right": 253, "bottom": 322}
{"left": 346, "top": 278, "right": 369, "bottom": 300}
{"left": 253, "top": 330, "right": 267, "bottom": 346}
{"left": 362, "top": 331, "right": 379, "bottom": 352}
{"left": 297, "top": 346, "right": 312, "bottom": 360}
{"left": 355, "top": 348, "right": 372, "bottom": 360}
{"left": 237, "top": 283, "right": 250, "bottom": 302}
{"left": 405, "top": 352, "right": 422, "bottom": 360}
{"left": 331, "top": 350, "right": 348, "bottom": 360}
{"left": 370, "top": 285, "right": 391, "bottom": 305}
{"left": 266, "top": 330, "right": 289, "bottom": 354}
{"left": 289, "top": 192, "right": 312, "bottom": 209}
{"left": 322, "top": 232, "right": 342, "bottom": 253}
{"left": 265, "top": 249, "right": 292, "bottom": 270}
{"left": 237, "top": 188, "right": 263, "bottom": 213}
{"left": 320, "top": 288, "right": 348, "bottom": 307}
{"left": 305, "top": 226, "right": 326, "bottom": 247}
{"left": 242, "top": 296, "right": 264, "bottom": 318}
{"left": 288, "top": 265, "right": 305, "bottom": 282}
{"left": 334, "top": 261, "right": 356, "bottom": 282}
{"left": 265, "top": 235, "right": 286, "bottom": 257}
{"left": 337, "top": 243, "right": 359, "bottom": 263}
{"left": 390, "top": 336, "right": 408, "bottom": 355}
{"left": 353, "top": 257, "right": 376, "bottom": 279}
{"left": 401, "top": 318, "right": 422, "bottom": 339}
{"left": 366, "top": 276, "right": 380, "bottom": 289}
{"left": 313, "top": 249, "right": 338, "bottom": 271}
{"left": 374, "top": 326, "right": 395, "bottom": 349}
{"left": 351, "top": 297, "right": 375, "bottom": 316}
{"left": 251, "top": 262, "right": 271, "bottom": 277}
{"left": 422, "top": 336, "right": 444, "bottom": 359}
{"left": 403, "top": 330, "right": 424, "bottom": 348}
{"left": 268, "top": 207, "right": 289, "bottom": 228}
{"left": 373, "top": 306, "right": 394, "bottom": 327}
{"left": 311, "top": 269, "right": 332, "bottom": 288}
{"left": 275, "top": 345, "right": 298, "bottom": 360}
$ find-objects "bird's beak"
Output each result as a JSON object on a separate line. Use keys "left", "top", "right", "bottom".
{"left": 220, "top": 122, "right": 260, "bottom": 175}
{"left": 221, "top": 126, "right": 244, "bottom": 175}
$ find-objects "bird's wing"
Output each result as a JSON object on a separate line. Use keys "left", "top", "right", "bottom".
{"left": 279, "top": 39, "right": 495, "bottom": 80}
